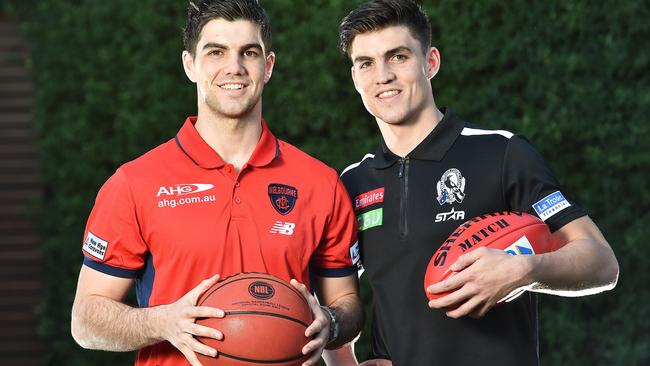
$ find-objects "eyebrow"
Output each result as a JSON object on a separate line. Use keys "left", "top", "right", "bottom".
{"left": 202, "top": 42, "right": 264, "bottom": 53}
{"left": 353, "top": 46, "right": 414, "bottom": 64}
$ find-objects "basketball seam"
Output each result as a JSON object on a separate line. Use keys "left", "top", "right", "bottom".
{"left": 224, "top": 310, "right": 310, "bottom": 327}
{"left": 217, "top": 350, "right": 305, "bottom": 363}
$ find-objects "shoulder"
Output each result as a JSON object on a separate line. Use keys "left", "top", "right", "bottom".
{"left": 340, "top": 152, "right": 375, "bottom": 179}
{"left": 277, "top": 139, "right": 339, "bottom": 184}
{"left": 119, "top": 139, "right": 176, "bottom": 179}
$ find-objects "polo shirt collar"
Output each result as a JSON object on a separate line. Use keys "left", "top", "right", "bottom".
{"left": 175, "top": 116, "right": 279, "bottom": 169}
{"left": 371, "top": 107, "right": 465, "bottom": 169}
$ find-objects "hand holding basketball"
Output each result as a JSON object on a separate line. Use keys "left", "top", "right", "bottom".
{"left": 426, "top": 247, "right": 532, "bottom": 318}
{"left": 158, "top": 274, "right": 225, "bottom": 366}
{"left": 289, "top": 279, "right": 330, "bottom": 366}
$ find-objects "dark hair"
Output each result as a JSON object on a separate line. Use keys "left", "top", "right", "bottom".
{"left": 183, "top": 0, "right": 272, "bottom": 56}
{"left": 339, "top": 0, "right": 431, "bottom": 57}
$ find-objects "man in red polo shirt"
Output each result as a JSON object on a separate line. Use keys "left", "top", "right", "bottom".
{"left": 70, "top": 1, "right": 362, "bottom": 366}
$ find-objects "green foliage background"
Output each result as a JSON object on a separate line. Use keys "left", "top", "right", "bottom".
{"left": 6, "top": 0, "right": 649, "bottom": 365}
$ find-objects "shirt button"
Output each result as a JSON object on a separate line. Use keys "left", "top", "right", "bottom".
{"left": 234, "top": 182, "right": 240, "bottom": 187}
{"left": 225, "top": 166, "right": 232, "bottom": 173}
{"left": 234, "top": 197, "right": 241, "bottom": 204}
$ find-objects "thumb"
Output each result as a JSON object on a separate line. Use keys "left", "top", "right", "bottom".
{"left": 188, "top": 273, "right": 220, "bottom": 303}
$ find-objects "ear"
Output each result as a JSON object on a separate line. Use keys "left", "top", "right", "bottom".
{"left": 264, "top": 51, "right": 276, "bottom": 83}
{"left": 351, "top": 65, "right": 361, "bottom": 93}
{"left": 182, "top": 50, "right": 197, "bottom": 83}
{"left": 425, "top": 46, "right": 441, "bottom": 80}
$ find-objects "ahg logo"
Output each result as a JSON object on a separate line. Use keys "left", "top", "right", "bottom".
{"left": 156, "top": 183, "right": 214, "bottom": 197}
{"left": 248, "top": 282, "right": 275, "bottom": 300}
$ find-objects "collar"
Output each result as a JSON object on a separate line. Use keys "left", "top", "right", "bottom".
{"left": 175, "top": 116, "right": 280, "bottom": 169}
{"left": 371, "top": 107, "right": 465, "bottom": 169}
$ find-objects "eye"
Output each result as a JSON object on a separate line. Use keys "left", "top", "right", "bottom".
{"left": 208, "top": 49, "right": 223, "bottom": 56}
{"left": 244, "top": 50, "right": 259, "bottom": 57}
{"left": 359, "top": 61, "right": 372, "bottom": 69}
{"left": 391, "top": 54, "right": 408, "bottom": 62}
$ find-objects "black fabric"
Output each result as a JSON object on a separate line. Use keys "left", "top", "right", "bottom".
{"left": 341, "top": 108, "right": 586, "bottom": 365}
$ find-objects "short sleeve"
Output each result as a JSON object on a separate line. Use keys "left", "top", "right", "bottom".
{"left": 503, "top": 135, "right": 587, "bottom": 232}
{"left": 81, "top": 168, "right": 148, "bottom": 278}
{"left": 310, "top": 178, "right": 360, "bottom": 277}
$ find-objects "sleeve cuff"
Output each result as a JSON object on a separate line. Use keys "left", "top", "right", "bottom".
{"left": 83, "top": 256, "right": 141, "bottom": 278}
{"left": 310, "top": 265, "right": 358, "bottom": 278}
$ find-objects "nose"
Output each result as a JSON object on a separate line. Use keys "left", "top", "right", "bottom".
{"left": 375, "top": 61, "right": 395, "bottom": 84}
{"left": 224, "top": 53, "right": 245, "bottom": 75}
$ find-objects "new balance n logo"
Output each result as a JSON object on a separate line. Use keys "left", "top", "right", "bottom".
{"left": 270, "top": 221, "right": 296, "bottom": 236}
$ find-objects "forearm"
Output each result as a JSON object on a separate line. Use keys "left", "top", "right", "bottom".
{"left": 326, "top": 293, "right": 364, "bottom": 349}
{"left": 71, "top": 294, "right": 165, "bottom": 351}
{"left": 323, "top": 342, "right": 358, "bottom": 365}
{"left": 524, "top": 238, "right": 619, "bottom": 296}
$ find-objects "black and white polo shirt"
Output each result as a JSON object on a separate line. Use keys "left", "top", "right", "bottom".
{"left": 340, "top": 108, "right": 586, "bottom": 366}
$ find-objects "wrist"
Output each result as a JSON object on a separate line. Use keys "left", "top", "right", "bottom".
{"left": 320, "top": 305, "right": 340, "bottom": 346}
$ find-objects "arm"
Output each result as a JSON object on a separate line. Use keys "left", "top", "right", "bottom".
{"left": 291, "top": 274, "right": 363, "bottom": 366}
{"left": 71, "top": 266, "right": 224, "bottom": 365}
{"left": 427, "top": 215, "right": 619, "bottom": 318}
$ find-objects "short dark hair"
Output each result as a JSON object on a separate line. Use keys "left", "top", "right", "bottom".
{"left": 339, "top": 0, "right": 431, "bottom": 57}
{"left": 183, "top": 0, "right": 272, "bottom": 56}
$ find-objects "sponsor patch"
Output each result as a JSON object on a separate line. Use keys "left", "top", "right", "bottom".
{"left": 156, "top": 183, "right": 214, "bottom": 197}
{"left": 269, "top": 221, "right": 296, "bottom": 236}
{"left": 350, "top": 241, "right": 361, "bottom": 265}
{"left": 357, "top": 208, "right": 383, "bottom": 231}
{"left": 268, "top": 183, "right": 298, "bottom": 215}
{"left": 436, "top": 168, "right": 466, "bottom": 205}
{"left": 354, "top": 188, "right": 384, "bottom": 210}
{"left": 533, "top": 191, "right": 571, "bottom": 221}
{"left": 504, "top": 235, "right": 535, "bottom": 256}
{"left": 82, "top": 231, "right": 108, "bottom": 260}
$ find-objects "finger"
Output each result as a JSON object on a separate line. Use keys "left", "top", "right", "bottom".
{"left": 428, "top": 287, "right": 470, "bottom": 309}
{"left": 189, "top": 336, "right": 219, "bottom": 358}
{"left": 426, "top": 272, "right": 464, "bottom": 295}
{"left": 302, "top": 335, "right": 326, "bottom": 355}
{"left": 177, "top": 344, "right": 205, "bottom": 366}
{"left": 450, "top": 249, "right": 484, "bottom": 271}
{"left": 445, "top": 296, "right": 482, "bottom": 319}
{"left": 183, "top": 305, "right": 225, "bottom": 319}
{"left": 182, "top": 322, "right": 223, "bottom": 340}
{"left": 290, "top": 279, "right": 311, "bottom": 300}
{"left": 304, "top": 312, "right": 327, "bottom": 338}
{"left": 301, "top": 344, "right": 325, "bottom": 366}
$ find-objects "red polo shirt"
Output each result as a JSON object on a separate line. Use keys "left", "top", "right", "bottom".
{"left": 81, "top": 117, "right": 359, "bottom": 366}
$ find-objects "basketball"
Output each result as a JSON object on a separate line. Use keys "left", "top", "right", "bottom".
{"left": 424, "top": 211, "right": 557, "bottom": 301}
{"left": 195, "top": 272, "right": 313, "bottom": 366}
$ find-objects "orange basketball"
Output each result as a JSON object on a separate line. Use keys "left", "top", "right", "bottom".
{"left": 195, "top": 272, "right": 313, "bottom": 366}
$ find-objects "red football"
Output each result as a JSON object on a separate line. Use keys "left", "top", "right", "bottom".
{"left": 424, "top": 211, "right": 557, "bottom": 301}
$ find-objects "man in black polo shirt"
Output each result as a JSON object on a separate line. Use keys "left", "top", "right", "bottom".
{"left": 333, "top": 1, "right": 620, "bottom": 365}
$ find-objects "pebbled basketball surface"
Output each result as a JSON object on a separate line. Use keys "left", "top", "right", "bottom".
{"left": 196, "top": 272, "right": 313, "bottom": 365}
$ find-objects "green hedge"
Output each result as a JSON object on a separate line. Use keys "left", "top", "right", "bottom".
{"left": 10, "top": 0, "right": 649, "bottom": 365}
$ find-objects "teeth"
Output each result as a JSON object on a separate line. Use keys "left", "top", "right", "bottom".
{"left": 221, "top": 83, "right": 244, "bottom": 90}
{"left": 379, "top": 90, "right": 399, "bottom": 98}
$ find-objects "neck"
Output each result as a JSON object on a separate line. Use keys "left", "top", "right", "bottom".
{"left": 194, "top": 104, "right": 263, "bottom": 172}
{"left": 377, "top": 102, "right": 444, "bottom": 158}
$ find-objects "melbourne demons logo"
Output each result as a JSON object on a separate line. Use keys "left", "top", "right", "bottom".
{"left": 248, "top": 281, "right": 275, "bottom": 300}
{"left": 268, "top": 183, "right": 298, "bottom": 215}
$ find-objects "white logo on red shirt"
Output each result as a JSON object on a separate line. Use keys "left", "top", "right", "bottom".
{"left": 269, "top": 221, "right": 296, "bottom": 236}
{"left": 156, "top": 183, "right": 214, "bottom": 197}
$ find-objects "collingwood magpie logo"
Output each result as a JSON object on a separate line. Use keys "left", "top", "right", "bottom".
{"left": 436, "top": 168, "right": 466, "bottom": 205}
